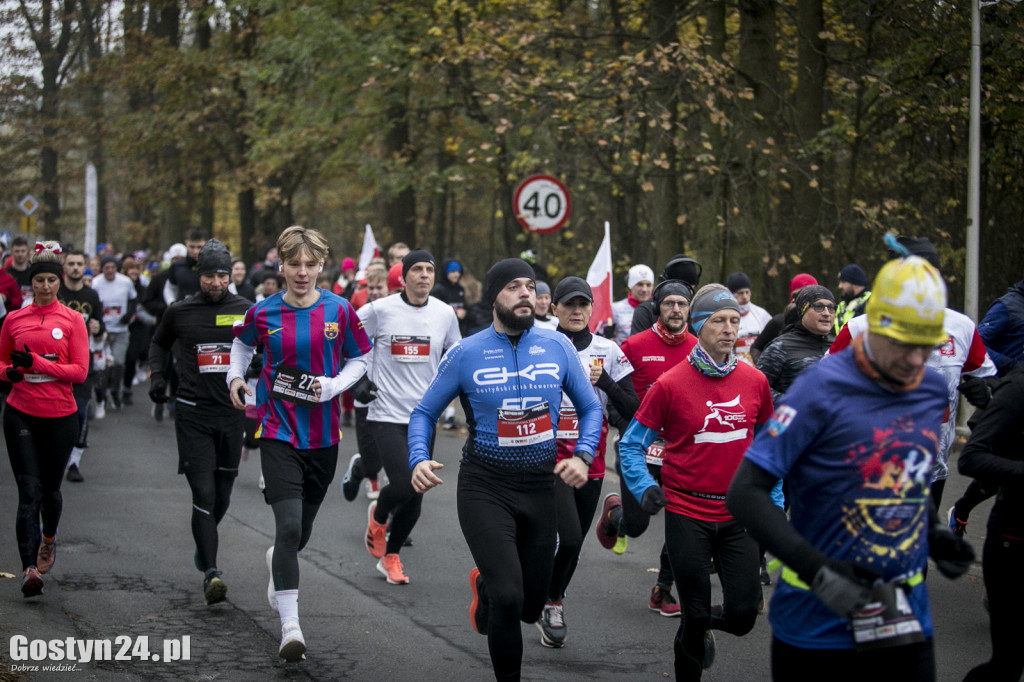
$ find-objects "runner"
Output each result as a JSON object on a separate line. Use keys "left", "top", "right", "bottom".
{"left": 533, "top": 281, "right": 558, "bottom": 330}
{"left": 408, "top": 258, "right": 602, "bottom": 682}
{"left": 2, "top": 241, "right": 89, "bottom": 597}
{"left": 596, "top": 280, "right": 697, "bottom": 616}
{"left": 227, "top": 225, "right": 371, "bottom": 662}
{"left": 725, "top": 272, "right": 772, "bottom": 365}
{"left": 728, "top": 251, "right": 975, "bottom": 680}
{"left": 619, "top": 284, "right": 773, "bottom": 680}
{"left": 91, "top": 254, "right": 138, "bottom": 411}
{"left": 57, "top": 248, "right": 105, "bottom": 482}
{"left": 537, "top": 276, "right": 637, "bottom": 648}
{"left": 610, "top": 264, "right": 655, "bottom": 345}
{"left": 630, "top": 255, "right": 702, "bottom": 335}
{"left": 352, "top": 249, "right": 460, "bottom": 585}
{"left": 148, "top": 239, "right": 252, "bottom": 605}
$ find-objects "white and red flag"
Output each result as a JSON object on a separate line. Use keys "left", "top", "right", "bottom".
{"left": 586, "top": 222, "right": 613, "bottom": 333}
{"left": 357, "top": 224, "right": 380, "bottom": 272}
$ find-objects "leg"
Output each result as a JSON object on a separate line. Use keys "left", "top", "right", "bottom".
{"left": 964, "top": 532, "right": 1024, "bottom": 681}
{"left": 36, "top": 413, "right": 77, "bottom": 539}
{"left": 665, "top": 512, "right": 715, "bottom": 682}
{"left": 186, "top": 471, "right": 220, "bottom": 571}
{"left": 5, "top": 407, "right": 46, "bottom": 570}
{"left": 710, "top": 520, "right": 761, "bottom": 637}
{"left": 371, "top": 422, "right": 422, "bottom": 554}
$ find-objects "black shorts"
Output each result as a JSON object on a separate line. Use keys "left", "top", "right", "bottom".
{"left": 174, "top": 402, "right": 244, "bottom": 476}
{"left": 258, "top": 437, "right": 339, "bottom": 506}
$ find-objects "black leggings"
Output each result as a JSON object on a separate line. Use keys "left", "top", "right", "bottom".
{"left": 665, "top": 512, "right": 760, "bottom": 681}
{"left": 458, "top": 462, "right": 556, "bottom": 682}
{"left": 186, "top": 470, "right": 237, "bottom": 572}
{"left": 371, "top": 421, "right": 434, "bottom": 554}
{"left": 547, "top": 477, "right": 602, "bottom": 602}
{"left": 964, "top": 531, "right": 1024, "bottom": 682}
{"left": 269, "top": 498, "right": 323, "bottom": 591}
{"left": 4, "top": 406, "right": 78, "bottom": 570}
{"left": 353, "top": 406, "right": 383, "bottom": 479}
{"left": 73, "top": 392, "right": 90, "bottom": 449}
{"left": 772, "top": 637, "right": 935, "bottom": 681}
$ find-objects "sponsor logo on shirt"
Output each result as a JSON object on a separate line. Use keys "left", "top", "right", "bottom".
{"left": 938, "top": 335, "right": 955, "bottom": 357}
{"left": 641, "top": 355, "right": 665, "bottom": 362}
{"left": 693, "top": 395, "right": 748, "bottom": 444}
{"left": 528, "top": 345, "right": 546, "bottom": 355}
{"left": 766, "top": 405, "right": 797, "bottom": 437}
{"left": 473, "top": 363, "right": 560, "bottom": 386}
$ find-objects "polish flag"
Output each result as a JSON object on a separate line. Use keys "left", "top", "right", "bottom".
{"left": 586, "top": 222, "right": 613, "bottom": 333}
{"left": 357, "top": 224, "right": 380, "bottom": 272}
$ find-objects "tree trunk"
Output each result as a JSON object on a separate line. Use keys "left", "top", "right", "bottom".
{"left": 793, "top": 0, "right": 826, "bottom": 274}
{"left": 647, "top": 0, "right": 684, "bottom": 252}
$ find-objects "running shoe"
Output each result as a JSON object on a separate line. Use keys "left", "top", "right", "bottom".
{"left": 122, "top": 390, "right": 133, "bottom": 406}
{"left": 365, "top": 501, "right": 387, "bottom": 559}
{"left": 443, "top": 416, "right": 457, "bottom": 431}
{"left": 111, "top": 391, "right": 122, "bottom": 409}
{"left": 203, "top": 571, "right": 227, "bottom": 605}
{"left": 22, "top": 567, "right": 44, "bottom": 598}
{"left": 341, "top": 453, "right": 363, "bottom": 501}
{"left": 258, "top": 473, "right": 265, "bottom": 491}
{"left": 66, "top": 463, "right": 84, "bottom": 482}
{"left": 365, "top": 478, "right": 381, "bottom": 500}
{"left": 537, "top": 601, "right": 566, "bottom": 648}
{"left": 266, "top": 546, "right": 277, "bottom": 611}
{"left": 94, "top": 401, "right": 106, "bottom": 420}
{"left": 151, "top": 403, "right": 164, "bottom": 422}
{"left": 760, "top": 556, "right": 772, "bottom": 585}
{"left": 595, "top": 493, "right": 622, "bottom": 550}
{"left": 702, "top": 630, "right": 716, "bottom": 670}
{"left": 469, "top": 567, "right": 489, "bottom": 635}
{"left": 612, "top": 535, "right": 628, "bottom": 555}
{"left": 948, "top": 505, "right": 968, "bottom": 537}
{"left": 37, "top": 540, "right": 56, "bottom": 574}
{"left": 649, "top": 586, "right": 682, "bottom": 617}
{"left": 278, "top": 619, "right": 306, "bottom": 662}
{"left": 377, "top": 553, "right": 410, "bottom": 585}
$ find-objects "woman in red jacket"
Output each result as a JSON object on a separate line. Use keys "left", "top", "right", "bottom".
{"left": 1, "top": 242, "right": 88, "bottom": 597}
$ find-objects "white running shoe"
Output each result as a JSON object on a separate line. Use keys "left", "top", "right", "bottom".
{"left": 278, "top": 619, "right": 305, "bottom": 662}
{"left": 94, "top": 401, "right": 106, "bottom": 420}
{"left": 364, "top": 478, "right": 380, "bottom": 500}
{"left": 266, "top": 546, "right": 277, "bottom": 611}
{"left": 258, "top": 473, "right": 265, "bottom": 491}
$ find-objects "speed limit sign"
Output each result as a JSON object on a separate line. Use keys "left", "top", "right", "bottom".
{"left": 514, "top": 174, "right": 572, "bottom": 234}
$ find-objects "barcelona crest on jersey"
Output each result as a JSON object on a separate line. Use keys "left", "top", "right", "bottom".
{"left": 324, "top": 322, "right": 339, "bottom": 340}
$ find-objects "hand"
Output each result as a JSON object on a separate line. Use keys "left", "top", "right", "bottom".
{"left": 412, "top": 460, "right": 444, "bottom": 493}
{"left": 810, "top": 560, "right": 880, "bottom": 617}
{"left": 311, "top": 378, "right": 322, "bottom": 401}
{"left": 148, "top": 374, "right": 169, "bottom": 404}
{"left": 119, "top": 313, "right": 133, "bottom": 325}
{"left": 10, "top": 346, "right": 33, "bottom": 369}
{"left": 958, "top": 375, "right": 993, "bottom": 409}
{"left": 640, "top": 485, "right": 666, "bottom": 514}
{"left": 929, "top": 527, "right": 975, "bottom": 579}
{"left": 588, "top": 363, "right": 602, "bottom": 385}
{"left": 88, "top": 319, "right": 101, "bottom": 335}
{"left": 229, "top": 377, "right": 251, "bottom": 410}
{"left": 5, "top": 367, "right": 24, "bottom": 383}
{"left": 554, "top": 456, "right": 589, "bottom": 489}
{"left": 351, "top": 374, "right": 379, "bottom": 403}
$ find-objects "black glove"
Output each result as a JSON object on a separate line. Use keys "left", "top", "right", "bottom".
{"left": 640, "top": 485, "right": 666, "bottom": 514}
{"left": 603, "top": 324, "right": 617, "bottom": 340}
{"left": 958, "top": 375, "right": 993, "bottom": 409}
{"left": 6, "top": 367, "right": 24, "bottom": 383}
{"left": 350, "top": 374, "right": 379, "bottom": 404}
{"left": 595, "top": 369, "right": 616, "bottom": 392}
{"left": 929, "top": 526, "right": 975, "bottom": 579}
{"left": 148, "top": 374, "right": 169, "bottom": 404}
{"left": 244, "top": 354, "right": 263, "bottom": 380}
{"left": 10, "top": 346, "right": 33, "bottom": 369}
{"left": 810, "top": 559, "right": 880, "bottom": 617}
{"left": 119, "top": 313, "right": 133, "bottom": 325}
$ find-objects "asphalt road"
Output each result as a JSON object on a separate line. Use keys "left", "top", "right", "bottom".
{"left": 0, "top": 392, "right": 996, "bottom": 681}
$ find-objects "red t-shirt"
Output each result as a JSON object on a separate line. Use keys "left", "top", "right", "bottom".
{"left": 620, "top": 328, "right": 696, "bottom": 401}
{"left": 634, "top": 360, "right": 773, "bottom": 521}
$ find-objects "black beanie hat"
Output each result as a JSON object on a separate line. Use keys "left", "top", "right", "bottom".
{"left": 725, "top": 272, "right": 752, "bottom": 293}
{"left": 402, "top": 248, "right": 435, "bottom": 280}
{"left": 653, "top": 280, "right": 694, "bottom": 307}
{"left": 196, "top": 239, "right": 232, "bottom": 275}
{"left": 484, "top": 258, "right": 536, "bottom": 306}
{"left": 794, "top": 285, "right": 836, "bottom": 317}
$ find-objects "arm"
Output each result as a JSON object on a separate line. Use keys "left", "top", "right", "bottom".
{"left": 630, "top": 301, "right": 655, "bottom": 336}
{"left": 597, "top": 371, "right": 640, "bottom": 425}
{"left": 754, "top": 339, "right": 786, "bottom": 403}
{"left": 618, "top": 418, "right": 661, "bottom": 502}
{"left": 408, "top": 346, "right": 463, "bottom": 469}
{"left": 316, "top": 354, "right": 367, "bottom": 402}
{"left": 959, "top": 368, "right": 1024, "bottom": 482}
{"left": 978, "top": 301, "right": 1014, "bottom": 374}
{"left": 561, "top": 344, "right": 603, "bottom": 460}
{"left": 22, "top": 315, "right": 90, "bottom": 384}
{"left": 148, "top": 305, "right": 175, "bottom": 377}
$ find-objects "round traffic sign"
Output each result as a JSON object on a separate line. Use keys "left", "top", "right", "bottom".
{"left": 514, "top": 174, "right": 571, "bottom": 234}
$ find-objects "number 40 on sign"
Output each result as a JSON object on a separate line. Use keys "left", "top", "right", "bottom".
{"left": 514, "top": 174, "right": 572, "bottom": 235}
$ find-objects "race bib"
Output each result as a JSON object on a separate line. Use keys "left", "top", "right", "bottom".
{"left": 196, "top": 343, "right": 231, "bottom": 373}
{"left": 851, "top": 581, "right": 925, "bottom": 651}
{"left": 271, "top": 364, "right": 320, "bottom": 407}
{"left": 390, "top": 335, "right": 430, "bottom": 363}
{"left": 497, "top": 402, "right": 554, "bottom": 447}
{"left": 645, "top": 437, "right": 666, "bottom": 466}
{"left": 556, "top": 407, "right": 579, "bottom": 439}
{"left": 24, "top": 353, "right": 59, "bottom": 383}
{"left": 103, "top": 306, "right": 122, "bottom": 317}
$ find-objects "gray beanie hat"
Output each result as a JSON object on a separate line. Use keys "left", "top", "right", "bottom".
{"left": 689, "top": 284, "right": 741, "bottom": 334}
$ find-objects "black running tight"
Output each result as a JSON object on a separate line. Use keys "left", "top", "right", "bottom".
{"left": 371, "top": 421, "right": 435, "bottom": 554}
{"left": 269, "top": 498, "right": 323, "bottom": 590}
{"left": 547, "top": 477, "right": 602, "bottom": 601}
{"left": 4, "top": 406, "right": 77, "bottom": 570}
{"left": 186, "top": 470, "right": 237, "bottom": 572}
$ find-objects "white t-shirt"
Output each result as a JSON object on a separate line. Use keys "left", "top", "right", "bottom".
{"left": 91, "top": 273, "right": 137, "bottom": 333}
{"left": 559, "top": 333, "right": 633, "bottom": 416}
{"left": 359, "top": 294, "right": 461, "bottom": 424}
{"left": 611, "top": 298, "right": 636, "bottom": 345}
{"left": 735, "top": 302, "right": 773, "bottom": 362}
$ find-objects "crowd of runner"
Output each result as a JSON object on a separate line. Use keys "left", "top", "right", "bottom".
{"left": 2, "top": 225, "right": 1022, "bottom": 681}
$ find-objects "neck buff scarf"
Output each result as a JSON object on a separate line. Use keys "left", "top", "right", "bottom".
{"left": 688, "top": 341, "right": 739, "bottom": 378}
{"left": 654, "top": 318, "right": 689, "bottom": 346}
{"left": 627, "top": 293, "right": 641, "bottom": 308}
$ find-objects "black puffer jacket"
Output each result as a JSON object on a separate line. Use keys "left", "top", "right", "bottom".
{"left": 756, "top": 323, "right": 834, "bottom": 404}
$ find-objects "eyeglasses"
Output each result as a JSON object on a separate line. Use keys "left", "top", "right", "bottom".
{"left": 660, "top": 301, "right": 689, "bottom": 310}
{"left": 810, "top": 303, "right": 836, "bottom": 314}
